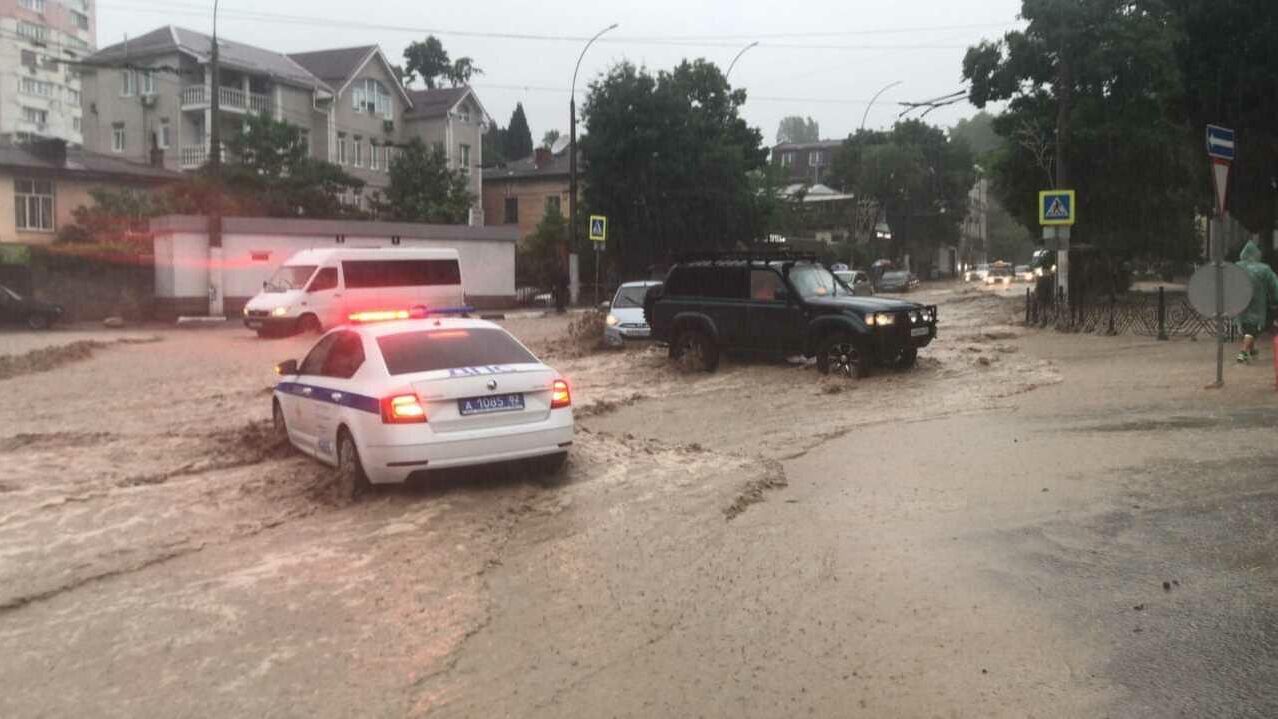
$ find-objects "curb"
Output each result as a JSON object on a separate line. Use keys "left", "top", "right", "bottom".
{"left": 176, "top": 316, "right": 229, "bottom": 328}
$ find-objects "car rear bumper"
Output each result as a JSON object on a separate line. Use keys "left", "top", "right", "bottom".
{"left": 361, "top": 413, "right": 574, "bottom": 484}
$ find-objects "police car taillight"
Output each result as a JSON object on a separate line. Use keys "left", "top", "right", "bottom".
{"left": 550, "top": 379, "right": 571, "bottom": 409}
{"left": 381, "top": 394, "right": 427, "bottom": 423}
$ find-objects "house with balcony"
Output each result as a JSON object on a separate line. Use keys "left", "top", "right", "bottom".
{"left": 79, "top": 26, "right": 331, "bottom": 172}
{"left": 403, "top": 86, "right": 490, "bottom": 225}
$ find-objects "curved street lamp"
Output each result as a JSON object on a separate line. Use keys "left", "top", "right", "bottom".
{"left": 860, "top": 80, "right": 902, "bottom": 131}
{"left": 564, "top": 22, "right": 618, "bottom": 312}
{"left": 726, "top": 41, "right": 759, "bottom": 81}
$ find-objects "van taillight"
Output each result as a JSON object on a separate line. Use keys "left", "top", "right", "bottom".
{"left": 381, "top": 394, "right": 427, "bottom": 423}
{"left": 550, "top": 379, "right": 571, "bottom": 409}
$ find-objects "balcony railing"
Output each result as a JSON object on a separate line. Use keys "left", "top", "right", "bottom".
{"left": 178, "top": 144, "right": 229, "bottom": 170}
{"left": 181, "top": 85, "right": 272, "bottom": 114}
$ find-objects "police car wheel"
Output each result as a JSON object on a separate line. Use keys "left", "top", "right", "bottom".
{"left": 336, "top": 430, "right": 370, "bottom": 499}
{"left": 272, "top": 401, "right": 288, "bottom": 443}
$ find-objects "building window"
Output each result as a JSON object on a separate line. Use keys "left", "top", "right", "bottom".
{"left": 17, "top": 21, "right": 49, "bottom": 43}
{"left": 112, "top": 123, "right": 125, "bottom": 152}
{"left": 459, "top": 143, "right": 471, "bottom": 171}
{"left": 383, "top": 146, "right": 393, "bottom": 171}
{"left": 14, "top": 179, "right": 55, "bottom": 232}
{"left": 22, "top": 107, "right": 48, "bottom": 126}
{"left": 71, "top": 10, "right": 89, "bottom": 31}
{"left": 352, "top": 78, "right": 393, "bottom": 120}
{"left": 809, "top": 151, "right": 826, "bottom": 167}
{"left": 299, "top": 129, "right": 309, "bottom": 154}
{"left": 42, "top": 54, "right": 59, "bottom": 70}
{"left": 336, "top": 135, "right": 347, "bottom": 164}
{"left": 121, "top": 70, "right": 135, "bottom": 97}
{"left": 66, "top": 36, "right": 88, "bottom": 51}
{"left": 503, "top": 197, "right": 518, "bottom": 224}
{"left": 369, "top": 143, "right": 380, "bottom": 170}
{"left": 70, "top": 0, "right": 88, "bottom": 11}
{"left": 19, "top": 0, "right": 46, "bottom": 11}
{"left": 780, "top": 151, "right": 795, "bottom": 168}
{"left": 158, "top": 118, "right": 171, "bottom": 149}
{"left": 545, "top": 195, "right": 561, "bottom": 217}
{"left": 141, "top": 70, "right": 156, "bottom": 96}
{"left": 354, "top": 138, "right": 363, "bottom": 167}
{"left": 457, "top": 107, "right": 470, "bottom": 124}
{"left": 21, "top": 50, "right": 37, "bottom": 68}
{"left": 72, "top": 117, "right": 81, "bottom": 133}
{"left": 20, "top": 78, "right": 54, "bottom": 97}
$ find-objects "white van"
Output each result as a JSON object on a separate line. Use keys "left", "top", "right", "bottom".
{"left": 242, "top": 248, "right": 465, "bottom": 337}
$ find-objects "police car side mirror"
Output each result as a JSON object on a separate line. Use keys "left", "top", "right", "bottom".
{"left": 275, "top": 359, "right": 299, "bottom": 376}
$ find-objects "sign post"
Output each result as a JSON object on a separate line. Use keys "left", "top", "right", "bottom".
{"left": 1206, "top": 124, "right": 1235, "bottom": 388}
{"left": 1038, "top": 190, "right": 1076, "bottom": 300}
{"left": 588, "top": 215, "right": 607, "bottom": 307}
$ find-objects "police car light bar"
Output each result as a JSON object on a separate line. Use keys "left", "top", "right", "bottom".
{"left": 347, "top": 306, "right": 476, "bottom": 323}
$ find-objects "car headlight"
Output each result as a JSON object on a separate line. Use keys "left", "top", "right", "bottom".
{"left": 866, "top": 312, "right": 896, "bottom": 326}
{"left": 1035, "top": 267, "right": 1044, "bottom": 277}
{"left": 243, "top": 306, "right": 249, "bottom": 316}
{"left": 605, "top": 314, "right": 619, "bottom": 327}
{"left": 271, "top": 306, "right": 289, "bottom": 317}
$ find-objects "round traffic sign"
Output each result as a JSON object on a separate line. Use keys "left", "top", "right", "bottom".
{"left": 1187, "top": 263, "right": 1253, "bottom": 318}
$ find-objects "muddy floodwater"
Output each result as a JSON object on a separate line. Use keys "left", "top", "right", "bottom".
{"left": 2, "top": 283, "right": 1275, "bottom": 717}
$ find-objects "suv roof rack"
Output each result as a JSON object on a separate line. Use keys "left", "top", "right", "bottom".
{"left": 674, "top": 249, "right": 820, "bottom": 264}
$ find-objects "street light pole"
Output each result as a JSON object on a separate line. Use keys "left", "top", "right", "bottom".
{"left": 564, "top": 22, "right": 617, "bottom": 313}
{"left": 726, "top": 41, "right": 759, "bottom": 81}
{"left": 207, "top": 0, "right": 224, "bottom": 316}
{"left": 859, "top": 80, "right": 902, "bottom": 132}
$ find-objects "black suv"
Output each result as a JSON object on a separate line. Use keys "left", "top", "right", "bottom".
{"left": 645, "top": 253, "right": 937, "bottom": 378}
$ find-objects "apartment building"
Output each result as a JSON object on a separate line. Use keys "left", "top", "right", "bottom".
{"left": 0, "top": 0, "right": 96, "bottom": 145}
{"left": 79, "top": 27, "right": 490, "bottom": 223}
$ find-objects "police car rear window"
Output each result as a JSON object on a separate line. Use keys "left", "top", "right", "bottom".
{"left": 377, "top": 329, "right": 537, "bottom": 375}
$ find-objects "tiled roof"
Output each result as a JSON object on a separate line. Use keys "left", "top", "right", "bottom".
{"left": 0, "top": 140, "right": 182, "bottom": 181}
{"left": 288, "top": 46, "right": 378, "bottom": 87}
{"left": 482, "top": 149, "right": 574, "bottom": 181}
{"left": 404, "top": 87, "right": 469, "bottom": 118}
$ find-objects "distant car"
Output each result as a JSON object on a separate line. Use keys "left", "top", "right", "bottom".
{"left": 964, "top": 264, "right": 990, "bottom": 282}
{"left": 604, "top": 280, "right": 662, "bottom": 346}
{"left": 984, "top": 263, "right": 1015, "bottom": 286}
{"left": 0, "top": 283, "right": 63, "bottom": 330}
{"left": 878, "top": 271, "right": 918, "bottom": 293}
{"left": 272, "top": 312, "right": 574, "bottom": 498}
{"left": 1015, "top": 265, "right": 1034, "bottom": 282}
{"left": 833, "top": 269, "right": 875, "bottom": 296}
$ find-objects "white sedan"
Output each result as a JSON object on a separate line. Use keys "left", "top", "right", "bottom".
{"left": 272, "top": 314, "right": 574, "bottom": 497}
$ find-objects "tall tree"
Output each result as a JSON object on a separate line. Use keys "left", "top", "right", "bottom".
{"left": 402, "top": 36, "right": 481, "bottom": 89}
{"left": 949, "top": 111, "right": 1002, "bottom": 159}
{"left": 222, "top": 112, "right": 364, "bottom": 218}
{"left": 582, "top": 59, "right": 768, "bottom": 275}
{"left": 374, "top": 138, "right": 473, "bottom": 223}
{"left": 963, "top": 0, "right": 1198, "bottom": 262}
{"left": 541, "top": 129, "right": 561, "bottom": 151}
{"left": 504, "top": 103, "right": 534, "bottom": 161}
{"left": 483, "top": 123, "right": 508, "bottom": 167}
{"left": 776, "top": 115, "right": 820, "bottom": 144}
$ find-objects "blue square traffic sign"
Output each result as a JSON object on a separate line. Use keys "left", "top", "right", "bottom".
{"left": 1206, "top": 125, "right": 1235, "bottom": 161}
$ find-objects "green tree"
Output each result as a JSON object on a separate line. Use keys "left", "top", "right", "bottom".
{"left": 519, "top": 206, "right": 567, "bottom": 288}
{"left": 222, "top": 112, "right": 364, "bottom": 218}
{"left": 776, "top": 115, "right": 820, "bottom": 144}
{"left": 541, "top": 129, "right": 561, "bottom": 151}
{"left": 504, "top": 103, "right": 533, "bottom": 161}
{"left": 949, "top": 111, "right": 1002, "bottom": 159}
{"left": 582, "top": 59, "right": 768, "bottom": 276}
{"left": 374, "top": 138, "right": 473, "bottom": 223}
{"left": 483, "top": 123, "right": 507, "bottom": 167}
{"left": 962, "top": 0, "right": 1198, "bottom": 262}
{"left": 402, "top": 36, "right": 481, "bottom": 89}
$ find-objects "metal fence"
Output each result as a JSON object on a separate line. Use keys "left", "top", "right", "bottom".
{"left": 1025, "top": 287, "right": 1233, "bottom": 340}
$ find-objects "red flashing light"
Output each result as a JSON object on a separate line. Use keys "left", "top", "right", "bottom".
{"left": 381, "top": 394, "right": 427, "bottom": 424}
{"left": 550, "top": 379, "right": 571, "bottom": 409}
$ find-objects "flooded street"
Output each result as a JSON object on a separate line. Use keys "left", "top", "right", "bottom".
{"left": 2, "top": 283, "right": 1276, "bottom": 717}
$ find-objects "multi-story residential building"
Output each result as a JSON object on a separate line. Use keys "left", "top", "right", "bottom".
{"left": 403, "top": 86, "right": 489, "bottom": 224}
{"left": 79, "top": 27, "right": 491, "bottom": 223}
{"left": 80, "top": 26, "right": 330, "bottom": 175}
{"left": 771, "top": 139, "right": 843, "bottom": 185}
{"left": 0, "top": 0, "right": 96, "bottom": 145}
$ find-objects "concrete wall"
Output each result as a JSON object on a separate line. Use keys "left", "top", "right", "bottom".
{"left": 151, "top": 215, "right": 518, "bottom": 315}
{"left": 481, "top": 174, "right": 571, "bottom": 243}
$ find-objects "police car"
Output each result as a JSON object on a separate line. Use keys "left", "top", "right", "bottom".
{"left": 271, "top": 309, "right": 574, "bottom": 497}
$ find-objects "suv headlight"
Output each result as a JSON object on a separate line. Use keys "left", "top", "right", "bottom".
{"left": 866, "top": 312, "right": 896, "bottom": 326}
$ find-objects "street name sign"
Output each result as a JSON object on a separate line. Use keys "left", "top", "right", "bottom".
{"left": 588, "top": 215, "right": 607, "bottom": 242}
{"left": 1206, "top": 124, "right": 1235, "bottom": 161}
{"left": 1039, "top": 190, "right": 1076, "bottom": 226}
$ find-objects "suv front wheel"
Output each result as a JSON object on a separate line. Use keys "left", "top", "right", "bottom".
{"left": 671, "top": 327, "right": 720, "bottom": 373}
{"left": 817, "top": 332, "right": 868, "bottom": 379}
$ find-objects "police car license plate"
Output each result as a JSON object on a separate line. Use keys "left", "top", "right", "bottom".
{"left": 911, "top": 327, "right": 930, "bottom": 337}
{"left": 458, "top": 393, "right": 524, "bottom": 416}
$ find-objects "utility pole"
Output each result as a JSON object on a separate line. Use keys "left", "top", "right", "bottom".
{"left": 1054, "top": 53, "right": 1072, "bottom": 303}
{"left": 206, "top": 0, "right": 224, "bottom": 316}
{"left": 565, "top": 23, "right": 618, "bottom": 313}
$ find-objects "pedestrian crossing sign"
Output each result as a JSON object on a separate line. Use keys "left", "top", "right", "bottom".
{"left": 1039, "top": 190, "right": 1076, "bottom": 226}
{"left": 589, "top": 215, "right": 607, "bottom": 242}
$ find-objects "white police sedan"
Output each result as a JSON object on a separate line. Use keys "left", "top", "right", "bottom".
{"left": 271, "top": 311, "right": 574, "bottom": 497}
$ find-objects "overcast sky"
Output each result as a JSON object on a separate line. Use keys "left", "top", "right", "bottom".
{"left": 97, "top": 0, "right": 1023, "bottom": 146}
